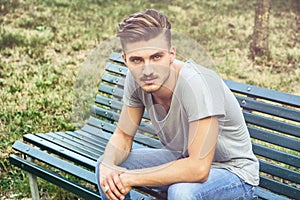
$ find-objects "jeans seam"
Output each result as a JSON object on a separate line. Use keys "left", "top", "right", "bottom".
{"left": 234, "top": 185, "right": 255, "bottom": 200}
{"left": 198, "top": 180, "right": 246, "bottom": 200}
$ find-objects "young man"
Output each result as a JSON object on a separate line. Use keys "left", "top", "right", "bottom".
{"left": 96, "top": 9, "right": 259, "bottom": 200}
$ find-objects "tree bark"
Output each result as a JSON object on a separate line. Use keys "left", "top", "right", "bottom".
{"left": 250, "top": 0, "right": 271, "bottom": 60}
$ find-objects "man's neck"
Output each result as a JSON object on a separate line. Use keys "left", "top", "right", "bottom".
{"left": 151, "top": 63, "right": 183, "bottom": 111}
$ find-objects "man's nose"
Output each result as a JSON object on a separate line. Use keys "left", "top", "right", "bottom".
{"left": 143, "top": 62, "right": 154, "bottom": 76}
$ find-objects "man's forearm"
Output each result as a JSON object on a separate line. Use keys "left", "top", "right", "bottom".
{"left": 101, "top": 128, "right": 133, "bottom": 167}
{"left": 122, "top": 156, "right": 210, "bottom": 187}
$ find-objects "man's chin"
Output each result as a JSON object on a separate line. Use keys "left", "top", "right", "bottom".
{"left": 141, "top": 84, "right": 161, "bottom": 93}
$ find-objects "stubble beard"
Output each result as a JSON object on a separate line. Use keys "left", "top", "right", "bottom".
{"left": 140, "top": 66, "right": 171, "bottom": 94}
{"left": 141, "top": 83, "right": 162, "bottom": 93}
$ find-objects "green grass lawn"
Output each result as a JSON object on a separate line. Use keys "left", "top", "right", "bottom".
{"left": 0, "top": 0, "right": 299, "bottom": 199}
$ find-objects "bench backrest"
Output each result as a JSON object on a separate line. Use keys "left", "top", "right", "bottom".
{"left": 90, "top": 52, "right": 300, "bottom": 199}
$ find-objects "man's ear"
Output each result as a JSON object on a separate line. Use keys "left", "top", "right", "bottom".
{"left": 169, "top": 46, "right": 176, "bottom": 63}
{"left": 122, "top": 53, "right": 127, "bottom": 64}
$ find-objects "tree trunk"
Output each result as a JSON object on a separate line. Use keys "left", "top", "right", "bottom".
{"left": 250, "top": 0, "right": 271, "bottom": 60}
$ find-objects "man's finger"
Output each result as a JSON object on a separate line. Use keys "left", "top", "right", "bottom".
{"left": 105, "top": 188, "right": 119, "bottom": 200}
{"left": 113, "top": 172, "right": 126, "bottom": 194}
{"left": 107, "top": 174, "right": 125, "bottom": 200}
{"left": 101, "top": 178, "right": 118, "bottom": 200}
{"left": 103, "top": 183, "right": 119, "bottom": 200}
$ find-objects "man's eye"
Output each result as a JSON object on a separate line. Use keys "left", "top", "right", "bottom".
{"left": 132, "top": 59, "right": 141, "bottom": 64}
{"left": 153, "top": 55, "right": 161, "bottom": 61}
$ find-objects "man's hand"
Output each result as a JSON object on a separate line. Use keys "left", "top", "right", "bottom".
{"left": 100, "top": 164, "right": 129, "bottom": 200}
{"left": 119, "top": 173, "right": 132, "bottom": 195}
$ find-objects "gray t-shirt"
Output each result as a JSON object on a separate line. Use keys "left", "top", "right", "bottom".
{"left": 123, "top": 59, "right": 259, "bottom": 186}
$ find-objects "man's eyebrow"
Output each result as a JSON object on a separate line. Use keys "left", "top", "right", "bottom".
{"left": 128, "top": 56, "right": 143, "bottom": 61}
{"left": 128, "top": 51, "right": 166, "bottom": 60}
{"left": 152, "top": 51, "right": 165, "bottom": 56}
{"left": 149, "top": 51, "right": 166, "bottom": 58}
{"left": 125, "top": 47, "right": 169, "bottom": 54}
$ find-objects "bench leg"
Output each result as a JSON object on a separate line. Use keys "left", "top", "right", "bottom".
{"left": 26, "top": 156, "right": 40, "bottom": 200}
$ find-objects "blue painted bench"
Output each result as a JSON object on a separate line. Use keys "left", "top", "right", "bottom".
{"left": 10, "top": 52, "right": 300, "bottom": 199}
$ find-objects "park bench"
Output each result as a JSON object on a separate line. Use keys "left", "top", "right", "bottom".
{"left": 9, "top": 52, "right": 300, "bottom": 200}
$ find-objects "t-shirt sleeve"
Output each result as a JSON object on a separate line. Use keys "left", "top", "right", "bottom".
{"left": 182, "top": 72, "right": 226, "bottom": 122}
{"left": 123, "top": 71, "right": 144, "bottom": 107}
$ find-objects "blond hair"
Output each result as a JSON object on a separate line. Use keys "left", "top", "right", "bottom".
{"left": 117, "top": 9, "right": 171, "bottom": 50}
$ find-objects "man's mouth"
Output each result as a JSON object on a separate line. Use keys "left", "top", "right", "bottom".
{"left": 143, "top": 79, "right": 156, "bottom": 84}
{"left": 141, "top": 76, "right": 157, "bottom": 84}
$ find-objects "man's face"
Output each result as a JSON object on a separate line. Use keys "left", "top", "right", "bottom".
{"left": 123, "top": 34, "right": 175, "bottom": 93}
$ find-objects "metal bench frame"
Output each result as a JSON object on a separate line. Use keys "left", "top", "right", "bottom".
{"left": 10, "top": 52, "right": 300, "bottom": 200}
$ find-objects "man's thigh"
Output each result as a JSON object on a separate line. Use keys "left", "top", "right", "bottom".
{"left": 167, "top": 168, "right": 256, "bottom": 200}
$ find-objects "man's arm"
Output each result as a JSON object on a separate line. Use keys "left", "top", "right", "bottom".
{"left": 99, "top": 105, "right": 144, "bottom": 200}
{"left": 101, "top": 105, "right": 144, "bottom": 166}
{"left": 120, "top": 116, "right": 218, "bottom": 187}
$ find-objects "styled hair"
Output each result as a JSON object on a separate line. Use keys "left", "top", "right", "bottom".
{"left": 117, "top": 9, "right": 171, "bottom": 50}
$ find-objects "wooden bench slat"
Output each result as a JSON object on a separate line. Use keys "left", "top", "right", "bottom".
{"left": 91, "top": 106, "right": 156, "bottom": 135}
{"left": 59, "top": 126, "right": 148, "bottom": 160}
{"left": 53, "top": 132, "right": 105, "bottom": 155}
{"left": 13, "top": 134, "right": 163, "bottom": 200}
{"left": 138, "top": 120, "right": 155, "bottom": 134}
{"left": 109, "top": 52, "right": 124, "bottom": 63}
{"left": 64, "top": 131, "right": 106, "bottom": 147}
{"left": 95, "top": 94, "right": 151, "bottom": 119}
{"left": 73, "top": 130, "right": 109, "bottom": 147}
{"left": 45, "top": 132, "right": 102, "bottom": 157}
{"left": 259, "top": 160, "right": 300, "bottom": 184}
{"left": 42, "top": 130, "right": 120, "bottom": 163}
{"left": 35, "top": 133, "right": 98, "bottom": 161}
{"left": 86, "top": 117, "right": 162, "bottom": 148}
{"left": 253, "top": 143, "right": 300, "bottom": 168}
{"left": 254, "top": 188, "right": 289, "bottom": 200}
{"left": 81, "top": 122, "right": 148, "bottom": 150}
{"left": 95, "top": 94, "right": 123, "bottom": 110}
{"left": 98, "top": 82, "right": 124, "bottom": 98}
{"left": 105, "top": 62, "right": 128, "bottom": 76}
{"left": 92, "top": 105, "right": 118, "bottom": 121}
{"left": 58, "top": 131, "right": 111, "bottom": 155}
{"left": 236, "top": 96, "right": 300, "bottom": 122}
{"left": 224, "top": 79, "right": 300, "bottom": 107}
{"left": 249, "top": 126, "right": 300, "bottom": 151}
{"left": 259, "top": 176, "right": 300, "bottom": 199}
{"left": 244, "top": 111, "right": 300, "bottom": 137}
{"left": 101, "top": 73, "right": 125, "bottom": 87}
{"left": 81, "top": 123, "right": 114, "bottom": 140}
{"left": 86, "top": 116, "right": 116, "bottom": 133}
{"left": 12, "top": 141, "right": 96, "bottom": 184}
{"left": 9, "top": 155, "right": 101, "bottom": 200}
{"left": 22, "top": 134, "right": 96, "bottom": 169}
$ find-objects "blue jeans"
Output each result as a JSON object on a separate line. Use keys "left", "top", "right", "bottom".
{"left": 95, "top": 148, "right": 256, "bottom": 200}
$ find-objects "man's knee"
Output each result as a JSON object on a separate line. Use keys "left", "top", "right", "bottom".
{"left": 167, "top": 183, "right": 202, "bottom": 200}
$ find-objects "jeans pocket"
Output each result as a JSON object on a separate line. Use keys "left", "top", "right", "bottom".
{"left": 243, "top": 185, "right": 256, "bottom": 200}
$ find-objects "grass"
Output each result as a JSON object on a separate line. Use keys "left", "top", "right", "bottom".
{"left": 0, "top": 0, "right": 299, "bottom": 199}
